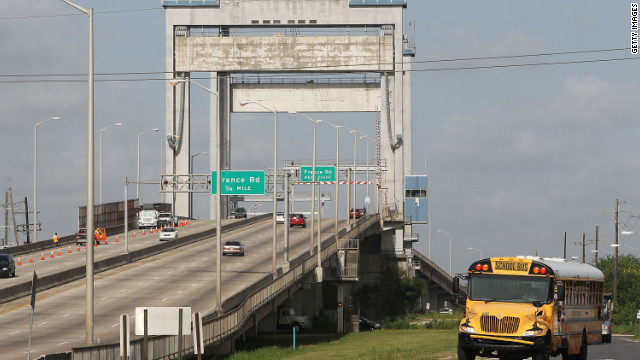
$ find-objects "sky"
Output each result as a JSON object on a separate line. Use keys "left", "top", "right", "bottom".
{"left": 1, "top": 1, "right": 640, "bottom": 276}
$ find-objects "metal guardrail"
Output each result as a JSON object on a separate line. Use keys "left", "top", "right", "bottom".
{"left": 72, "top": 215, "right": 380, "bottom": 360}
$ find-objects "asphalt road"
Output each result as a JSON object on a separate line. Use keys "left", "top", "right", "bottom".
{"left": 0, "top": 218, "right": 343, "bottom": 360}
{"left": 587, "top": 334, "right": 640, "bottom": 359}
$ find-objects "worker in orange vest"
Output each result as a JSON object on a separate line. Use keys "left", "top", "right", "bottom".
{"left": 53, "top": 232, "right": 59, "bottom": 246}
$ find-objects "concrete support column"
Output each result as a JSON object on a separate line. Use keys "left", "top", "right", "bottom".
{"left": 165, "top": 70, "right": 191, "bottom": 218}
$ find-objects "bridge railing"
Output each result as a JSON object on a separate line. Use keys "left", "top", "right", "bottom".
{"left": 71, "top": 215, "right": 379, "bottom": 360}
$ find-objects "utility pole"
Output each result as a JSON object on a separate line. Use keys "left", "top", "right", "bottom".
{"left": 594, "top": 226, "right": 599, "bottom": 267}
{"left": 614, "top": 199, "right": 619, "bottom": 302}
{"left": 574, "top": 233, "right": 587, "bottom": 264}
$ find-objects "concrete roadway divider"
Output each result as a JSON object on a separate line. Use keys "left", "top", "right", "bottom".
{"left": 0, "top": 215, "right": 272, "bottom": 305}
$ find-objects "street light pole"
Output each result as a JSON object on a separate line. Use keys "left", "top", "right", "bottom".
{"left": 137, "top": 128, "right": 159, "bottom": 200}
{"left": 190, "top": 152, "right": 208, "bottom": 219}
{"left": 348, "top": 129, "right": 357, "bottom": 225}
{"left": 99, "top": 122, "right": 122, "bottom": 206}
{"left": 288, "top": 112, "right": 323, "bottom": 263}
{"left": 240, "top": 101, "right": 278, "bottom": 277}
{"left": 62, "top": 0, "right": 94, "bottom": 345}
{"left": 325, "top": 122, "right": 342, "bottom": 238}
{"left": 438, "top": 229, "right": 452, "bottom": 275}
{"left": 359, "top": 134, "right": 371, "bottom": 215}
{"left": 171, "top": 78, "right": 222, "bottom": 308}
{"left": 33, "top": 116, "right": 61, "bottom": 244}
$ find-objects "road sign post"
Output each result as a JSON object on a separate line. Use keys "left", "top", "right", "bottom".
{"left": 211, "top": 171, "right": 265, "bottom": 195}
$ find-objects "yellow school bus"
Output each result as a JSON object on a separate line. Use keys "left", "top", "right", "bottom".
{"left": 454, "top": 256, "right": 604, "bottom": 360}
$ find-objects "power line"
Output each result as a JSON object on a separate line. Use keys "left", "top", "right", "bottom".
{"left": 0, "top": 7, "right": 162, "bottom": 21}
{"left": 0, "top": 49, "right": 637, "bottom": 84}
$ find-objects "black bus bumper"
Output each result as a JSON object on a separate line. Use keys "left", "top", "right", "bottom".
{"left": 459, "top": 333, "right": 546, "bottom": 357}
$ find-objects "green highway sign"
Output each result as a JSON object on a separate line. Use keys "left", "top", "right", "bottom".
{"left": 211, "top": 170, "right": 265, "bottom": 195}
{"left": 300, "top": 166, "right": 336, "bottom": 182}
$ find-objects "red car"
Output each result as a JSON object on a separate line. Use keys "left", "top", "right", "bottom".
{"left": 289, "top": 214, "right": 307, "bottom": 228}
{"left": 350, "top": 208, "right": 365, "bottom": 219}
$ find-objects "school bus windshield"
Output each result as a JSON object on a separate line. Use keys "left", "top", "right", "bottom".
{"left": 468, "top": 274, "right": 554, "bottom": 304}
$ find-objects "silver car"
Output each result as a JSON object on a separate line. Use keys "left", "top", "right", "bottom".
{"left": 276, "top": 212, "right": 285, "bottom": 224}
{"left": 222, "top": 240, "right": 245, "bottom": 256}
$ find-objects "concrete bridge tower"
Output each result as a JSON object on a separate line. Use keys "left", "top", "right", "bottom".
{"left": 162, "top": 0, "right": 416, "bottom": 255}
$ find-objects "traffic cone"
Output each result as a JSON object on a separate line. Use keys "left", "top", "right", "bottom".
{"left": 17, "top": 257, "right": 21, "bottom": 266}
{"left": 68, "top": 246, "right": 72, "bottom": 254}
{"left": 58, "top": 248, "right": 62, "bottom": 256}
{"left": 155, "top": 227, "right": 158, "bottom": 233}
{"left": 188, "top": 220, "right": 192, "bottom": 225}
{"left": 29, "top": 255, "right": 33, "bottom": 263}
{"left": 115, "top": 235, "right": 119, "bottom": 242}
{"left": 160, "top": 225, "right": 163, "bottom": 231}
{"left": 105, "top": 238, "right": 108, "bottom": 245}
{"left": 133, "top": 231, "right": 136, "bottom": 238}
{"left": 40, "top": 252, "right": 45, "bottom": 260}
{"left": 77, "top": 245, "right": 81, "bottom": 252}
{"left": 142, "top": 229, "right": 146, "bottom": 236}
{"left": 94, "top": 241, "right": 98, "bottom": 247}
{"left": 50, "top": 250, "right": 54, "bottom": 258}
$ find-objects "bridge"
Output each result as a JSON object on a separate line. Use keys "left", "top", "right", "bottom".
{"left": 0, "top": 214, "right": 454, "bottom": 360}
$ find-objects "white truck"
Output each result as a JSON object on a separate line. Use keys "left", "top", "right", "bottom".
{"left": 278, "top": 307, "right": 310, "bottom": 332}
{"left": 138, "top": 209, "right": 159, "bottom": 229}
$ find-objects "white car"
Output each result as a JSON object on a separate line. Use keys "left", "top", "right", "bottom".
{"left": 222, "top": 240, "right": 245, "bottom": 256}
{"left": 276, "top": 212, "right": 285, "bottom": 224}
{"left": 159, "top": 227, "right": 178, "bottom": 241}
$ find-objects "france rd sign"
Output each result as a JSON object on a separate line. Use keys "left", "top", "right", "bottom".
{"left": 211, "top": 170, "right": 265, "bottom": 195}
{"left": 300, "top": 166, "right": 336, "bottom": 182}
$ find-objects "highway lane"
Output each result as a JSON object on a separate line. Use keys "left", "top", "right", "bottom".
{"left": 0, "top": 219, "right": 226, "bottom": 293}
{"left": 0, "top": 218, "right": 345, "bottom": 360}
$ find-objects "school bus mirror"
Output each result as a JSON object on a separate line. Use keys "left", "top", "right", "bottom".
{"left": 556, "top": 283, "right": 565, "bottom": 302}
{"left": 453, "top": 277, "right": 460, "bottom": 294}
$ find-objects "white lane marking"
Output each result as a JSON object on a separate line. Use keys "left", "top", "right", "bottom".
{"left": 57, "top": 342, "right": 69, "bottom": 346}
{"left": 38, "top": 322, "right": 47, "bottom": 327}
{"left": 10, "top": 331, "right": 21, "bottom": 335}
{"left": 137, "top": 282, "right": 145, "bottom": 285}
{"left": 63, "top": 313, "right": 71, "bottom": 317}
{"left": 153, "top": 277, "right": 160, "bottom": 280}
{"left": 161, "top": 298, "right": 168, "bottom": 302}
{"left": 120, "top": 288, "right": 128, "bottom": 293}
{"left": 112, "top": 323, "right": 119, "bottom": 328}
{"left": 101, "top": 296, "right": 109, "bottom": 300}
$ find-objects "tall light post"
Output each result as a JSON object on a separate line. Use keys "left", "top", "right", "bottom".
{"left": 348, "top": 128, "right": 357, "bottom": 225}
{"left": 324, "top": 121, "right": 342, "bottom": 238}
{"left": 289, "top": 112, "right": 322, "bottom": 266}
{"left": 171, "top": 78, "right": 222, "bottom": 308}
{"left": 359, "top": 134, "right": 372, "bottom": 215}
{"left": 190, "top": 151, "right": 208, "bottom": 219}
{"left": 437, "top": 229, "right": 452, "bottom": 275}
{"left": 33, "top": 116, "right": 61, "bottom": 244}
{"left": 468, "top": 247, "right": 482, "bottom": 259}
{"left": 240, "top": 100, "right": 278, "bottom": 277}
{"left": 137, "top": 128, "right": 159, "bottom": 200}
{"left": 62, "top": 0, "right": 94, "bottom": 346}
{"left": 99, "top": 122, "right": 122, "bottom": 205}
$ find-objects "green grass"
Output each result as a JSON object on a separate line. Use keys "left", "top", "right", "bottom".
{"left": 214, "top": 329, "right": 458, "bottom": 360}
